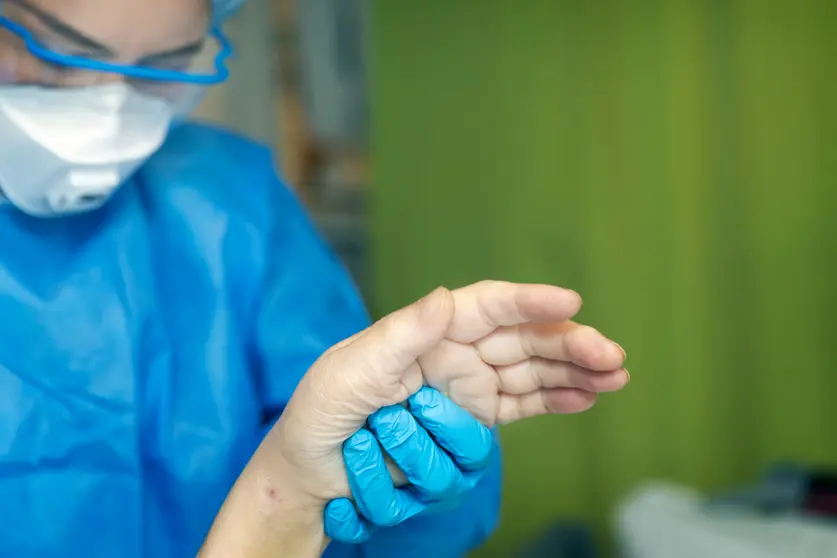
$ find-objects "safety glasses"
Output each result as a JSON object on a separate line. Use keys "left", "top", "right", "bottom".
{"left": 0, "top": 0, "right": 233, "bottom": 111}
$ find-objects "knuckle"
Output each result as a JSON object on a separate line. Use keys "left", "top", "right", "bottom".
{"left": 370, "top": 408, "right": 418, "bottom": 448}
{"left": 473, "top": 279, "right": 503, "bottom": 290}
{"left": 381, "top": 422, "right": 418, "bottom": 449}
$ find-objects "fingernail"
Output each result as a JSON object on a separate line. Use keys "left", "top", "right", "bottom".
{"left": 615, "top": 342, "right": 627, "bottom": 359}
{"left": 624, "top": 369, "right": 631, "bottom": 383}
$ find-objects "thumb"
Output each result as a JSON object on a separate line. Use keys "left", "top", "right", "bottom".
{"left": 339, "top": 286, "right": 454, "bottom": 381}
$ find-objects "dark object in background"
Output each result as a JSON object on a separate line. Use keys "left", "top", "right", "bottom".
{"left": 803, "top": 470, "right": 837, "bottom": 518}
{"left": 708, "top": 463, "right": 837, "bottom": 520}
{"left": 515, "top": 521, "right": 599, "bottom": 558}
{"left": 708, "top": 463, "right": 808, "bottom": 514}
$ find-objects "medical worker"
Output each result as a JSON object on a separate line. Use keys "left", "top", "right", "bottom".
{"left": 0, "top": 0, "right": 628, "bottom": 556}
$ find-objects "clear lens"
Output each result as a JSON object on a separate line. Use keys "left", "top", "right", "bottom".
{"left": 0, "top": 4, "right": 226, "bottom": 113}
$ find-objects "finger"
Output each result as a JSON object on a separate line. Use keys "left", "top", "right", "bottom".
{"left": 368, "top": 404, "right": 465, "bottom": 501}
{"left": 447, "top": 281, "right": 583, "bottom": 343}
{"left": 476, "top": 322, "right": 625, "bottom": 369}
{"left": 497, "top": 388, "right": 598, "bottom": 424}
{"left": 335, "top": 286, "right": 454, "bottom": 382}
{"left": 343, "top": 429, "right": 428, "bottom": 527}
{"left": 497, "top": 358, "right": 630, "bottom": 395}
{"left": 321, "top": 328, "right": 367, "bottom": 357}
{"left": 322, "top": 287, "right": 454, "bottom": 412}
{"left": 420, "top": 472, "right": 483, "bottom": 515}
{"left": 324, "top": 498, "right": 374, "bottom": 544}
{"left": 407, "top": 387, "right": 495, "bottom": 470}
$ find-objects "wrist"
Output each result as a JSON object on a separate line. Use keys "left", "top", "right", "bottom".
{"left": 200, "top": 457, "right": 328, "bottom": 558}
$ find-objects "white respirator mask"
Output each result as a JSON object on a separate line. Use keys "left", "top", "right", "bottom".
{"left": 0, "top": 2, "right": 233, "bottom": 218}
{"left": 0, "top": 84, "right": 173, "bottom": 217}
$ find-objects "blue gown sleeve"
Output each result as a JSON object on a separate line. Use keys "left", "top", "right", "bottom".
{"left": 249, "top": 160, "right": 502, "bottom": 557}
{"left": 250, "top": 178, "right": 370, "bottom": 422}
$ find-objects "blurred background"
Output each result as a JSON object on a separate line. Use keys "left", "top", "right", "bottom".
{"left": 197, "top": 1, "right": 837, "bottom": 556}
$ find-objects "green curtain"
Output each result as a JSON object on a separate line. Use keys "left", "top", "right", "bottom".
{"left": 369, "top": 1, "right": 837, "bottom": 555}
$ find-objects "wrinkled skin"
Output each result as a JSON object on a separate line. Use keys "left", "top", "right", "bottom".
{"left": 261, "top": 281, "right": 628, "bottom": 503}
{"left": 418, "top": 281, "right": 627, "bottom": 425}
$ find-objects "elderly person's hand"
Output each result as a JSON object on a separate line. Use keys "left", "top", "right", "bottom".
{"left": 199, "top": 282, "right": 627, "bottom": 557}
{"left": 324, "top": 281, "right": 628, "bottom": 543}
{"left": 405, "top": 280, "right": 628, "bottom": 425}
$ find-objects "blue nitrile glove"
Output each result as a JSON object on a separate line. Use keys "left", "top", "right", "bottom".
{"left": 324, "top": 387, "right": 495, "bottom": 544}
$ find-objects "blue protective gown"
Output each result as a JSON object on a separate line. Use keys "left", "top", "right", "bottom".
{"left": 0, "top": 123, "right": 501, "bottom": 558}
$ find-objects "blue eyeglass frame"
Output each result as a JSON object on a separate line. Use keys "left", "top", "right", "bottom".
{"left": 0, "top": 6, "right": 233, "bottom": 85}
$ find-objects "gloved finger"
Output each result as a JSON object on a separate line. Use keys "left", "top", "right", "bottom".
{"left": 496, "top": 358, "right": 629, "bottom": 395}
{"left": 407, "top": 387, "right": 495, "bottom": 471}
{"left": 367, "top": 404, "right": 465, "bottom": 501}
{"left": 324, "top": 498, "right": 374, "bottom": 544}
{"left": 344, "top": 428, "right": 428, "bottom": 527}
{"left": 420, "top": 472, "right": 483, "bottom": 515}
{"left": 476, "top": 321, "right": 626, "bottom": 369}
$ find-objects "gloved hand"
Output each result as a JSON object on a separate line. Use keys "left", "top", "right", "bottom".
{"left": 322, "top": 281, "right": 628, "bottom": 544}
{"left": 324, "top": 387, "right": 494, "bottom": 543}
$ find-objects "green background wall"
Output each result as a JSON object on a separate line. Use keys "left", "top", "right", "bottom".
{"left": 369, "top": 1, "right": 837, "bottom": 555}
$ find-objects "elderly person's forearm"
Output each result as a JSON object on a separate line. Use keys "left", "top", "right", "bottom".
{"left": 198, "top": 454, "right": 328, "bottom": 558}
